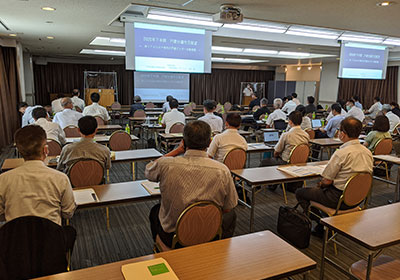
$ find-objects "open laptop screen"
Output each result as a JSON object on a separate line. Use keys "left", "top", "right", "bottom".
{"left": 264, "top": 131, "right": 279, "bottom": 143}
{"left": 312, "top": 119, "right": 322, "bottom": 128}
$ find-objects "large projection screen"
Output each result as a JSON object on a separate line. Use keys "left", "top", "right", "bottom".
{"left": 134, "top": 72, "right": 190, "bottom": 102}
{"left": 338, "top": 42, "right": 389, "bottom": 79}
{"left": 125, "top": 22, "right": 212, "bottom": 73}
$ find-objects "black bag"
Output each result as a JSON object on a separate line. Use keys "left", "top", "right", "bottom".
{"left": 277, "top": 203, "right": 312, "bottom": 249}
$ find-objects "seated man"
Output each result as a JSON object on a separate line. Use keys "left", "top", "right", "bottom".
{"left": 345, "top": 99, "right": 365, "bottom": 122}
{"left": 242, "top": 98, "right": 272, "bottom": 131}
{"left": 198, "top": 100, "right": 223, "bottom": 133}
{"left": 0, "top": 125, "right": 76, "bottom": 225}
{"left": 57, "top": 116, "right": 111, "bottom": 174}
{"left": 129, "top": 95, "right": 145, "bottom": 116}
{"left": 208, "top": 113, "right": 248, "bottom": 162}
{"left": 51, "top": 93, "right": 64, "bottom": 114}
{"left": 53, "top": 97, "right": 83, "bottom": 129}
{"left": 265, "top": 98, "right": 287, "bottom": 128}
{"left": 161, "top": 99, "right": 185, "bottom": 133}
{"left": 32, "top": 107, "right": 66, "bottom": 145}
{"left": 365, "top": 96, "right": 382, "bottom": 119}
{"left": 71, "top": 89, "right": 85, "bottom": 112}
{"left": 315, "top": 103, "right": 344, "bottom": 138}
{"left": 292, "top": 92, "right": 301, "bottom": 105}
{"left": 261, "top": 110, "right": 310, "bottom": 166}
{"left": 162, "top": 95, "right": 173, "bottom": 113}
{"left": 381, "top": 104, "right": 400, "bottom": 133}
{"left": 305, "top": 96, "right": 317, "bottom": 114}
{"left": 248, "top": 93, "right": 260, "bottom": 111}
{"left": 296, "top": 117, "right": 373, "bottom": 235}
{"left": 353, "top": 95, "right": 363, "bottom": 110}
{"left": 18, "top": 102, "right": 41, "bottom": 127}
{"left": 146, "top": 121, "right": 238, "bottom": 247}
{"left": 83, "top": 92, "right": 110, "bottom": 122}
{"left": 287, "top": 105, "right": 311, "bottom": 130}
{"left": 282, "top": 95, "right": 297, "bottom": 114}
{"left": 326, "top": 99, "right": 346, "bottom": 122}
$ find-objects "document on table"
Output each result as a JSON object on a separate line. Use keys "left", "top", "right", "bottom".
{"left": 278, "top": 164, "right": 327, "bottom": 177}
{"left": 121, "top": 258, "right": 178, "bottom": 280}
{"left": 141, "top": 180, "right": 161, "bottom": 195}
{"left": 73, "top": 188, "right": 99, "bottom": 205}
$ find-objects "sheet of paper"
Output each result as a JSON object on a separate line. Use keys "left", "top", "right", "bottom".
{"left": 73, "top": 188, "right": 98, "bottom": 205}
{"left": 277, "top": 164, "right": 327, "bottom": 177}
{"left": 121, "top": 258, "right": 178, "bottom": 280}
{"left": 141, "top": 180, "right": 161, "bottom": 195}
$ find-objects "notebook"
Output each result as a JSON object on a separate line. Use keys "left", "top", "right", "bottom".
{"left": 73, "top": 188, "right": 99, "bottom": 205}
{"left": 311, "top": 119, "right": 322, "bottom": 128}
{"left": 263, "top": 131, "right": 279, "bottom": 144}
{"left": 121, "top": 258, "right": 178, "bottom": 280}
{"left": 141, "top": 180, "right": 161, "bottom": 195}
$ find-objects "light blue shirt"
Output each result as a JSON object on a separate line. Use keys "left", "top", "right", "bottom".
{"left": 325, "top": 115, "right": 345, "bottom": 138}
{"left": 22, "top": 105, "right": 41, "bottom": 127}
{"left": 355, "top": 101, "right": 363, "bottom": 110}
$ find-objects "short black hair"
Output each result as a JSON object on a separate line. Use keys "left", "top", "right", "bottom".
{"left": 15, "top": 125, "right": 46, "bottom": 160}
{"left": 292, "top": 93, "right": 298, "bottom": 98}
{"left": 353, "top": 96, "right": 360, "bottom": 102}
{"left": 295, "top": 104, "right": 306, "bottom": 116}
{"left": 166, "top": 95, "right": 173, "bottom": 102}
{"left": 286, "top": 95, "right": 293, "bottom": 101}
{"left": 282, "top": 97, "right": 288, "bottom": 102}
{"left": 203, "top": 100, "right": 217, "bottom": 112}
{"left": 72, "top": 89, "right": 80, "bottom": 96}
{"left": 347, "top": 99, "right": 355, "bottom": 105}
{"left": 18, "top": 102, "right": 28, "bottom": 109}
{"left": 390, "top": 102, "right": 399, "bottom": 108}
{"left": 90, "top": 92, "right": 100, "bottom": 103}
{"left": 226, "top": 113, "right": 241, "bottom": 128}
{"left": 340, "top": 117, "right": 362, "bottom": 138}
{"left": 372, "top": 115, "right": 390, "bottom": 132}
{"left": 183, "top": 120, "right": 211, "bottom": 150}
{"left": 307, "top": 96, "right": 315, "bottom": 104}
{"left": 337, "top": 99, "right": 346, "bottom": 109}
{"left": 169, "top": 99, "right": 179, "bottom": 109}
{"left": 288, "top": 110, "right": 303, "bottom": 126}
{"left": 32, "top": 107, "right": 48, "bottom": 120}
{"left": 78, "top": 116, "right": 97, "bottom": 135}
{"left": 374, "top": 96, "right": 381, "bottom": 102}
{"left": 331, "top": 103, "right": 342, "bottom": 114}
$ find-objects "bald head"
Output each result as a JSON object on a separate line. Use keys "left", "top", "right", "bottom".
{"left": 61, "top": 97, "right": 73, "bottom": 109}
{"left": 340, "top": 117, "right": 362, "bottom": 139}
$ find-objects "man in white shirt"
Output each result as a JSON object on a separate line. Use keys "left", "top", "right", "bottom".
{"left": 208, "top": 113, "right": 248, "bottom": 162}
{"left": 345, "top": 99, "right": 365, "bottom": 122}
{"left": 382, "top": 104, "right": 400, "bottom": 133}
{"left": 83, "top": 92, "right": 110, "bottom": 122}
{"left": 71, "top": 89, "right": 85, "bottom": 112}
{"left": 296, "top": 117, "right": 373, "bottom": 235}
{"left": 365, "top": 97, "right": 383, "bottom": 119}
{"left": 18, "top": 102, "right": 41, "bottom": 127}
{"left": 51, "top": 94, "right": 64, "bottom": 114}
{"left": 282, "top": 96, "right": 297, "bottom": 114}
{"left": 161, "top": 99, "right": 185, "bottom": 133}
{"left": 32, "top": 107, "right": 66, "bottom": 145}
{"left": 266, "top": 98, "right": 287, "bottom": 127}
{"left": 198, "top": 100, "right": 223, "bottom": 133}
{"left": 0, "top": 125, "right": 76, "bottom": 226}
{"left": 292, "top": 93, "right": 301, "bottom": 105}
{"left": 53, "top": 97, "right": 83, "bottom": 129}
{"left": 353, "top": 96, "right": 363, "bottom": 110}
{"left": 162, "top": 95, "right": 173, "bottom": 113}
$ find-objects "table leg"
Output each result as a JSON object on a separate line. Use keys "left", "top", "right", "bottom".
{"left": 396, "top": 166, "right": 400, "bottom": 202}
{"left": 154, "top": 131, "right": 158, "bottom": 147}
{"left": 366, "top": 253, "right": 374, "bottom": 280}
{"left": 319, "top": 226, "right": 329, "bottom": 280}
{"left": 319, "top": 146, "right": 323, "bottom": 161}
{"left": 249, "top": 187, "right": 256, "bottom": 232}
{"left": 132, "top": 162, "right": 136, "bottom": 181}
{"left": 303, "top": 271, "right": 310, "bottom": 280}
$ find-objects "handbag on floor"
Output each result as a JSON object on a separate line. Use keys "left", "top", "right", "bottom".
{"left": 277, "top": 203, "right": 311, "bottom": 249}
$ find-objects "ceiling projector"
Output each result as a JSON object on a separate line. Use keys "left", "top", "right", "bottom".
{"left": 212, "top": 4, "right": 243, "bottom": 24}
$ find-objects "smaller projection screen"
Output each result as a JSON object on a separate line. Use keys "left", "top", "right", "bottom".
{"left": 125, "top": 22, "right": 212, "bottom": 73}
{"left": 338, "top": 42, "right": 389, "bottom": 79}
{"left": 134, "top": 72, "right": 190, "bottom": 102}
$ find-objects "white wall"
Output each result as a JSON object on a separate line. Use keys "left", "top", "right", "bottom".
{"left": 23, "top": 52, "right": 35, "bottom": 104}
{"left": 319, "top": 61, "right": 340, "bottom": 106}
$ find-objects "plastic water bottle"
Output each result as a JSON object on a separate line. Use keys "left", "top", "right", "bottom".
{"left": 145, "top": 116, "right": 150, "bottom": 125}
{"left": 312, "top": 112, "right": 316, "bottom": 119}
{"left": 158, "top": 114, "right": 163, "bottom": 125}
{"left": 264, "top": 113, "right": 268, "bottom": 121}
{"left": 125, "top": 124, "right": 130, "bottom": 134}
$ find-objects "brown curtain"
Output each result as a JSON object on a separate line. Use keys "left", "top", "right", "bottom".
{"left": 0, "top": 47, "right": 21, "bottom": 150}
{"left": 190, "top": 69, "right": 275, "bottom": 104}
{"left": 338, "top": 66, "right": 398, "bottom": 108}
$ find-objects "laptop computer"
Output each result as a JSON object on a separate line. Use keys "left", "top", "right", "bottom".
{"left": 264, "top": 131, "right": 280, "bottom": 144}
{"left": 312, "top": 119, "right": 322, "bottom": 128}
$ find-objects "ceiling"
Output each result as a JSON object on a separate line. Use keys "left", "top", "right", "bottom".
{"left": 1, "top": 0, "right": 400, "bottom": 66}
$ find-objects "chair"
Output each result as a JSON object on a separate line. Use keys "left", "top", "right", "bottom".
{"left": 373, "top": 138, "right": 393, "bottom": 181}
{"left": 68, "top": 159, "right": 104, "bottom": 188}
{"left": 109, "top": 130, "right": 132, "bottom": 151}
{"left": 63, "top": 125, "right": 80, "bottom": 137}
{"left": 133, "top": 109, "right": 146, "bottom": 118}
{"left": 94, "top": 116, "right": 105, "bottom": 125}
{"left": 350, "top": 255, "right": 400, "bottom": 280}
{"left": 74, "top": 106, "right": 82, "bottom": 113}
{"left": 392, "top": 123, "right": 400, "bottom": 135}
{"left": 223, "top": 148, "right": 248, "bottom": 203}
{"left": 169, "top": 122, "right": 185, "bottom": 133}
{"left": 305, "top": 128, "right": 315, "bottom": 139}
{"left": 183, "top": 105, "right": 192, "bottom": 116}
{"left": 223, "top": 102, "right": 232, "bottom": 112}
{"left": 273, "top": 119, "right": 287, "bottom": 130}
{"left": 309, "top": 173, "right": 373, "bottom": 254}
{"left": 146, "top": 102, "right": 155, "bottom": 109}
{"left": 47, "top": 139, "right": 62, "bottom": 156}
{"left": 280, "top": 144, "right": 310, "bottom": 204}
{"left": 155, "top": 201, "right": 222, "bottom": 251}
{"left": 110, "top": 101, "right": 121, "bottom": 110}
{"left": 0, "top": 216, "right": 76, "bottom": 279}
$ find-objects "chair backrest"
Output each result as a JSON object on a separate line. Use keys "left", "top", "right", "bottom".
{"left": 47, "top": 139, "right": 62, "bottom": 156}
{"left": 63, "top": 125, "right": 80, "bottom": 137}
{"left": 305, "top": 128, "right": 315, "bottom": 139}
{"left": 223, "top": 148, "right": 247, "bottom": 170}
{"left": 170, "top": 122, "right": 185, "bottom": 133}
{"left": 374, "top": 138, "right": 393, "bottom": 155}
{"left": 183, "top": 105, "right": 192, "bottom": 116}
{"left": 341, "top": 173, "right": 373, "bottom": 208}
{"left": 0, "top": 216, "right": 75, "bottom": 279}
{"left": 392, "top": 123, "right": 400, "bottom": 135}
{"left": 94, "top": 116, "right": 105, "bottom": 125}
{"left": 74, "top": 106, "right": 82, "bottom": 113}
{"left": 109, "top": 130, "right": 132, "bottom": 151}
{"left": 223, "top": 102, "right": 232, "bottom": 111}
{"left": 174, "top": 201, "right": 222, "bottom": 248}
{"left": 133, "top": 109, "right": 145, "bottom": 118}
{"left": 68, "top": 159, "right": 104, "bottom": 188}
{"left": 110, "top": 101, "right": 121, "bottom": 110}
{"left": 146, "top": 102, "right": 155, "bottom": 109}
{"left": 273, "top": 119, "right": 287, "bottom": 130}
{"left": 288, "top": 144, "right": 310, "bottom": 164}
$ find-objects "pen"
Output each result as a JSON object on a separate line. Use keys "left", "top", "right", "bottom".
{"left": 91, "top": 193, "right": 97, "bottom": 201}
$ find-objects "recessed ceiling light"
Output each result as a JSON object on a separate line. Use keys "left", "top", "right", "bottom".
{"left": 377, "top": 1, "right": 395, "bottom": 6}
{"left": 9, "top": 33, "right": 17, "bottom": 37}
{"left": 297, "top": 66, "right": 301, "bottom": 71}
{"left": 46, "top": 36, "right": 54, "bottom": 39}
{"left": 41, "top": 6, "right": 56, "bottom": 11}
{"left": 308, "top": 66, "right": 312, "bottom": 70}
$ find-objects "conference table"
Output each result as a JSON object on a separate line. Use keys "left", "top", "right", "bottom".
{"left": 231, "top": 161, "right": 328, "bottom": 232}
{"left": 246, "top": 143, "right": 274, "bottom": 167}
{"left": 96, "top": 125, "right": 122, "bottom": 132}
{"left": 320, "top": 203, "right": 400, "bottom": 280}
{"left": 34, "top": 231, "right": 316, "bottom": 280}
{"left": 66, "top": 135, "right": 139, "bottom": 145}
{"left": 372, "top": 154, "right": 400, "bottom": 202}
{"left": 309, "top": 138, "right": 343, "bottom": 161}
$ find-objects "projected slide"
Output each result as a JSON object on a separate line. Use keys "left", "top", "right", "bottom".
{"left": 134, "top": 72, "right": 190, "bottom": 102}
{"left": 339, "top": 42, "right": 388, "bottom": 79}
{"left": 125, "top": 22, "right": 212, "bottom": 73}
